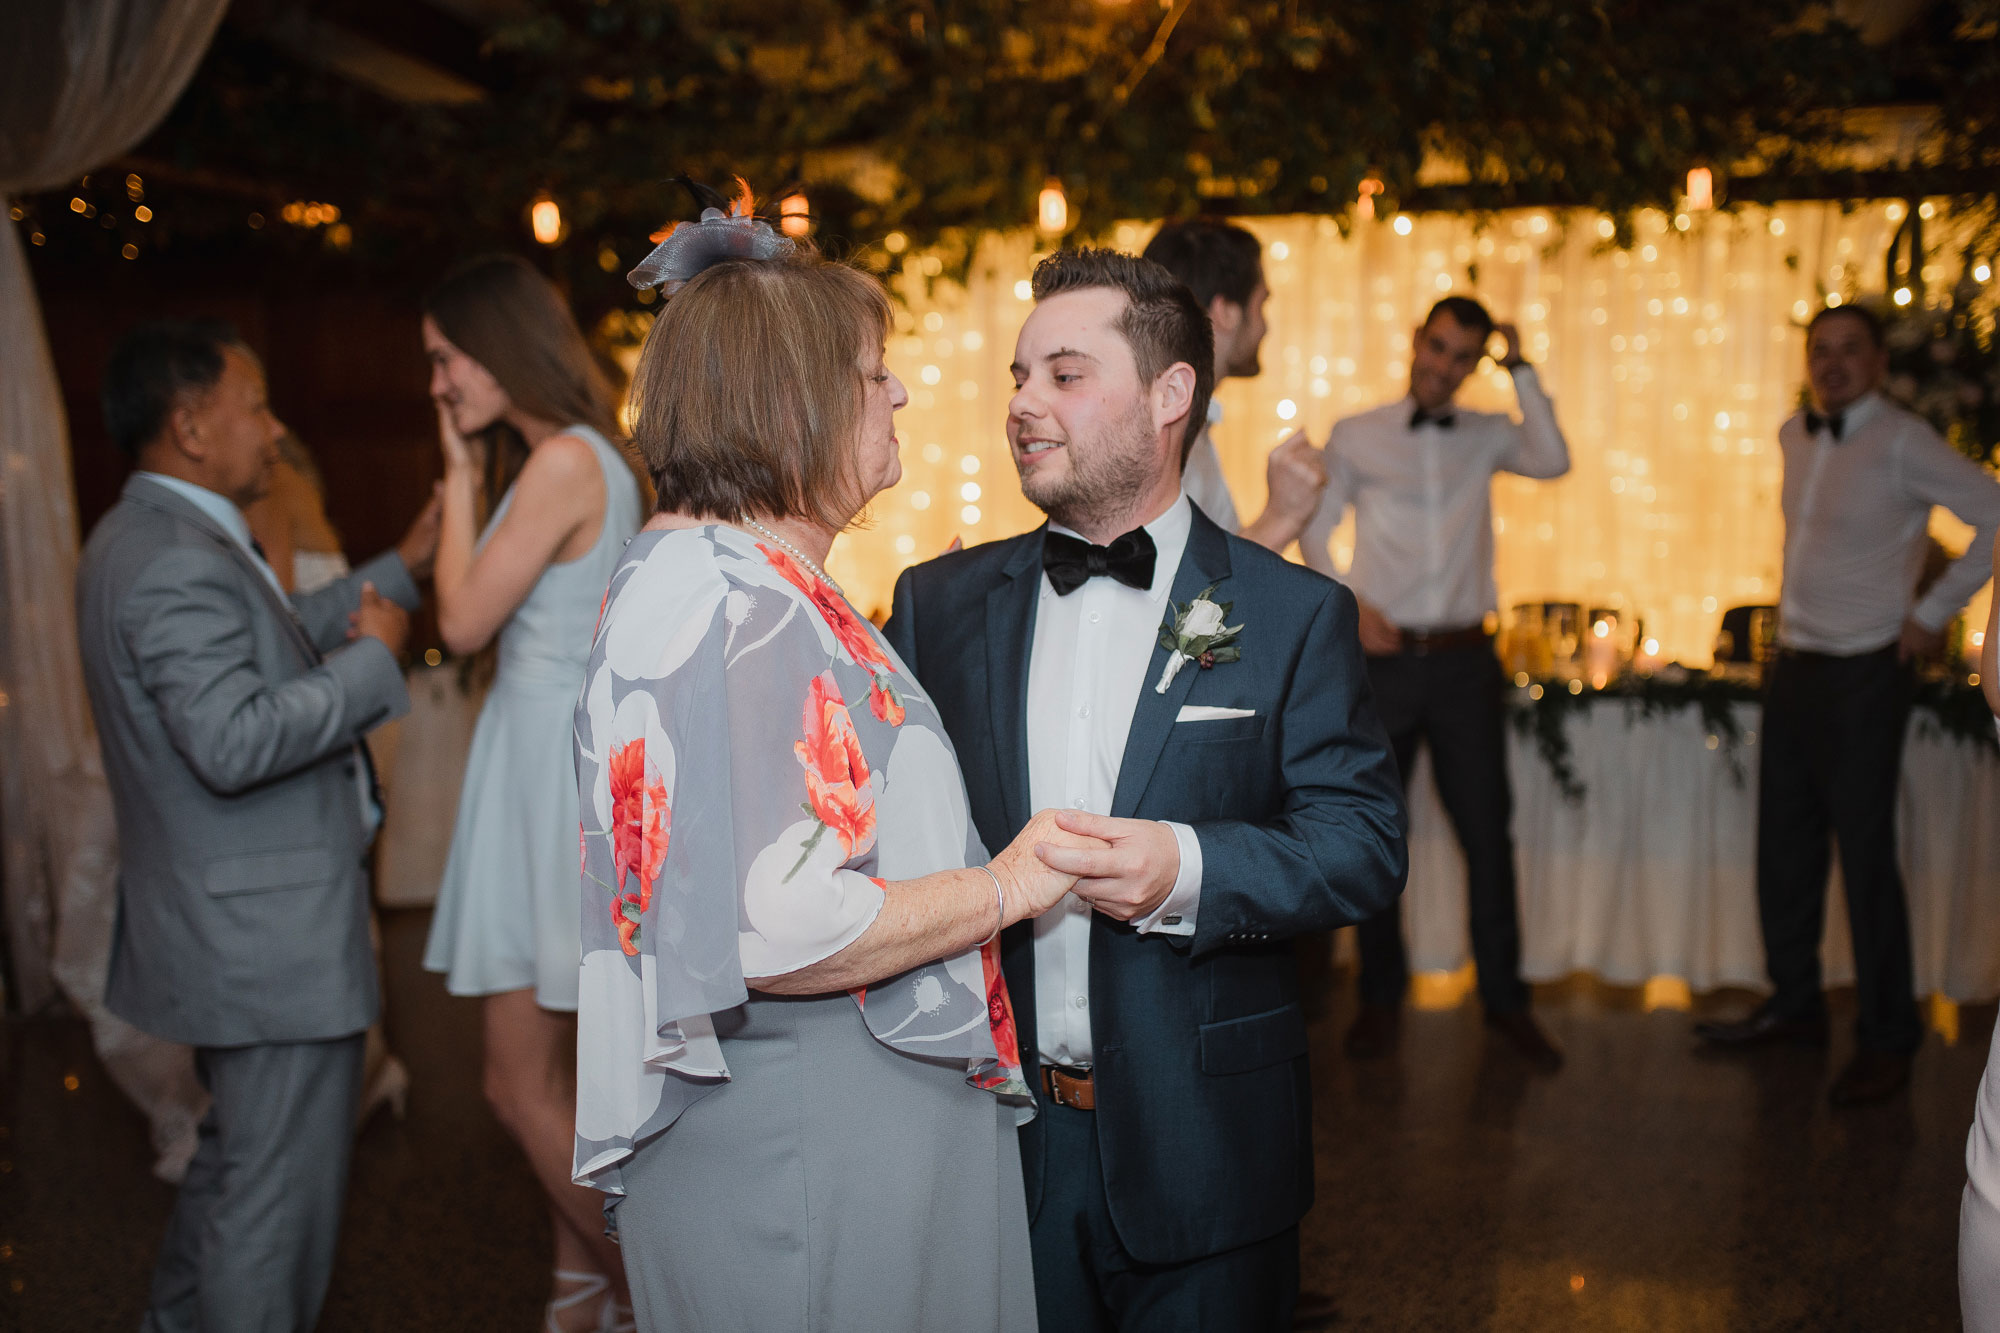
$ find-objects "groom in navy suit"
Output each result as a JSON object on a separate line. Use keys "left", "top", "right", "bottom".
{"left": 884, "top": 249, "right": 1407, "bottom": 1330}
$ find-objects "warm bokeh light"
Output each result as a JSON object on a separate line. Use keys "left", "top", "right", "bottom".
{"left": 779, "top": 192, "right": 810, "bottom": 238}
{"left": 1685, "top": 166, "right": 1714, "bottom": 211}
{"left": 1037, "top": 178, "right": 1068, "bottom": 235}
{"left": 1356, "top": 177, "right": 1383, "bottom": 221}
{"left": 530, "top": 194, "right": 562, "bottom": 246}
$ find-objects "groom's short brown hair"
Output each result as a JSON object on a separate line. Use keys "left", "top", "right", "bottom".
{"left": 1030, "top": 248, "right": 1215, "bottom": 462}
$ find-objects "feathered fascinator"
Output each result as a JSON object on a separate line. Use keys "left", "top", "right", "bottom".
{"left": 626, "top": 176, "right": 795, "bottom": 295}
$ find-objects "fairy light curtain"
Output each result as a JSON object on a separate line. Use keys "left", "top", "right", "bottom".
{"left": 829, "top": 201, "right": 1986, "bottom": 664}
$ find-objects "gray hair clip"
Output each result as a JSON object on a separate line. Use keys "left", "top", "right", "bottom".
{"left": 627, "top": 177, "right": 796, "bottom": 294}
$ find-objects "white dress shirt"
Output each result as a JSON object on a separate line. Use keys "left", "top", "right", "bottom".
{"left": 1028, "top": 493, "right": 1204, "bottom": 1068}
{"left": 138, "top": 471, "right": 380, "bottom": 831}
{"left": 1180, "top": 400, "right": 1241, "bottom": 535}
{"left": 1301, "top": 365, "right": 1570, "bottom": 630}
{"left": 1777, "top": 391, "right": 2000, "bottom": 654}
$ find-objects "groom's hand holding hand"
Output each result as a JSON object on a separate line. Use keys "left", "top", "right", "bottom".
{"left": 1034, "top": 810, "right": 1180, "bottom": 923}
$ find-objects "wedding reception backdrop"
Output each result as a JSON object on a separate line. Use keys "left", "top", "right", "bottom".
{"left": 823, "top": 199, "right": 1992, "bottom": 666}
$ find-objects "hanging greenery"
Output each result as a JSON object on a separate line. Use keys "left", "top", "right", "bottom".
{"left": 15, "top": 0, "right": 1897, "bottom": 314}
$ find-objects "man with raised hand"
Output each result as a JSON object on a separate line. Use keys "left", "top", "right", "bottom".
{"left": 1143, "top": 218, "right": 1326, "bottom": 552}
{"left": 1301, "top": 295, "right": 1571, "bottom": 1072}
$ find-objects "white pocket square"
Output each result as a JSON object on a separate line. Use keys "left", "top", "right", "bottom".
{"left": 1176, "top": 705, "right": 1257, "bottom": 722}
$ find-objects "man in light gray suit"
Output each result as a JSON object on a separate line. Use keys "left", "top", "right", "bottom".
{"left": 76, "top": 320, "right": 437, "bottom": 1332}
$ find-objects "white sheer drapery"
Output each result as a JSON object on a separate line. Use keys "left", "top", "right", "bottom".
{"left": 1, "top": 0, "right": 228, "bottom": 1179}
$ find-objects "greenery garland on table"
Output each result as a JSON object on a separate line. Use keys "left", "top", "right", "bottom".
{"left": 1508, "top": 670, "right": 1996, "bottom": 802}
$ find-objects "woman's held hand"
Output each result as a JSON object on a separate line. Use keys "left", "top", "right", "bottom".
{"left": 989, "top": 808, "right": 1108, "bottom": 925}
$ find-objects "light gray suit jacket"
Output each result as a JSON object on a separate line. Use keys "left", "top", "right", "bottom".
{"left": 76, "top": 474, "right": 420, "bottom": 1048}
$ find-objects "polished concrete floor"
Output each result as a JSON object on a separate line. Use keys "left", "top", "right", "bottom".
{"left": 1, "top": 911, "right": 1985, "bottom": 1330}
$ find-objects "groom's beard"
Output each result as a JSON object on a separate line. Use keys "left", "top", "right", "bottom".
{"left": 1020, "top": 404, "right": 1157, "bottom": 534}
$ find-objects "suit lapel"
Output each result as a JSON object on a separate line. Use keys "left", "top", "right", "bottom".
{"left": 123, "top": 476, "right": 322, "bottom": 664}
{"left": 1109, "top": 509, "right": 1234, "bottom": 819}
{"left": 984, "top": 529, "right": 1046, "bottom": 837}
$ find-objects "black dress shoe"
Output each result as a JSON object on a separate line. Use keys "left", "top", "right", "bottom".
{"left": 1486, "top": 1010, "right": 1563, "bottom": 1074}
{"left": 1693, "top": 1003, "right": 1829, "bottom": 1049}
{"left": 1828, "top": 1049, "right": 1912, "bottom": 1107}
{"left": 1343, "top": 1003, "right": 1401, "bottom": 1059}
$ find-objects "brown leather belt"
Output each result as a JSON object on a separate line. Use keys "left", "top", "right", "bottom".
{"left": 1398, "top": 625, "right": 1492, "bottom": 656}
{"left": 1041, "top": 1064, "right": 1096, "bottom": 1111}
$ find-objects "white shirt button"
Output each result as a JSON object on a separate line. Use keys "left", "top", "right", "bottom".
{"left": 1089, "top": 612, "right": 1102, "bottom": 624}
{"left": 1072, "top": 994, "right": 1089, "bottom": 1009}
{"left": 1077, "top": 704, "right": 1090, "bottom": 719}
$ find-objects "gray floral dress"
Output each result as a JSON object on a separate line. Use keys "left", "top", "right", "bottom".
{"left": 572, "top": 524, "right": 1034, "bottom": 1332}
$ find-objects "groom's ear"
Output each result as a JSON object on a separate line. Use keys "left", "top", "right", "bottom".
{"left": 1151, "top": 362, "right": 1196, "bottom": 438}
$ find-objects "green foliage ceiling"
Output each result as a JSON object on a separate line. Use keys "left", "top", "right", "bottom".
{"left": 17, "top": 0, "right": 2000, "bottom": 316}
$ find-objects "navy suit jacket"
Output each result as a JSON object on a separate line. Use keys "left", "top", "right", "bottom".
{"left": 883, "top": 505, "right": 1408, "bottom": 1265}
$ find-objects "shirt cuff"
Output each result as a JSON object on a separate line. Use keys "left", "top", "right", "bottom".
{"left": 1135, "top": 821, "right": 1202, "bottom": 936}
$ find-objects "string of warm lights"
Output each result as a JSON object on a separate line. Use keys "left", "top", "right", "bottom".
{"left": 814, "top": 200, "right": 1994, "bottom": 665}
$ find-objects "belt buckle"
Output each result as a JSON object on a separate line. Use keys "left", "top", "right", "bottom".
{"left": 1047, "top": 1064, "right": 1089, "bottom": 1108}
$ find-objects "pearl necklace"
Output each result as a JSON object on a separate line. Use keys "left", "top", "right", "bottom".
{"left": 742, "top": 517, "right": 841, "bottom": 592}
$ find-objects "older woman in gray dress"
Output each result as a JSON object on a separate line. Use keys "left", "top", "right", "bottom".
{"left": 572, "top": 208, "right": 1093, "bottom": 1331}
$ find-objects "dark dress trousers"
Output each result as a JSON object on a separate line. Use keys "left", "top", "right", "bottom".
{"left": 1354, "top": 641, "right": 1529, "bottom": 1015}
{"left": 885, "top": 507, "right": 1407, "bottom": 1328}
{"left": 1757, "top": 645, "right": 1922, "bottom": 1052}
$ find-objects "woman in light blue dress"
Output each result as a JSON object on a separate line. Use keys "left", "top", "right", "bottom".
{"left": 417, "top": 255, "right": 644, "bottom": 1332}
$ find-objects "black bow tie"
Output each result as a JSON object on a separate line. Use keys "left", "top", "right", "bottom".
{"left": 1805, "top": 410, "right": 1846, "bottom": 441}
{"left": 1042, "top": 528, "right": 1158, "bottom": 596}
{"left": 1409, "top": 406, "right": 1457, "bottom": 430}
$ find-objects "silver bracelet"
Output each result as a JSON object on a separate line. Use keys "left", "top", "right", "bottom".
{"left": 976, "top": 865, "right": 1006, "bottom": 946}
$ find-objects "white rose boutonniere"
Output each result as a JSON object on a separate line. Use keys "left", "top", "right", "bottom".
{"left": 1155, "top": 584, "right": 1244, "bottom": 693}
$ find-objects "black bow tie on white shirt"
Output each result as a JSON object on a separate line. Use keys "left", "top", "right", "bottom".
{"left": 1042, "top": 528, "right": 1158, "bottom": 596}
{"left": 1409, "top": 406, "right": 1457, "bottom": 430}
{"left": 1804, "top": 409, "right": 1846, "bottom": 441}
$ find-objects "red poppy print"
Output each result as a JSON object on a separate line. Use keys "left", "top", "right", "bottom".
{"left": 868, "top": 672, "right": 906, "bottom": 727}
{"left": 608, "top": 738, "right": 671, "bottom": 913}
{"left": 981, "top": 942, "right": 1023, "bottom": 1073}
{"left": 757, "top": 542, "right": 891, "bottom": 673}
{"left": 612, "top": 892, "right": 643, "bottom": 957}
{"left": 793, "top": 672, "right": 876, "bottom": 859}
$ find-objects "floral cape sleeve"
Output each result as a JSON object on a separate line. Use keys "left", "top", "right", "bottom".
{"left": 572, "top": 527, "right": 1027, "bottom": 1198}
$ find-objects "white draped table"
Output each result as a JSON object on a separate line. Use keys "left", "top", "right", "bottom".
{"left": 1396, "top": 695, "right": 2000, "bottom": 1004}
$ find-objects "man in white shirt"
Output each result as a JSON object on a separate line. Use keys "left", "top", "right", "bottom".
{"left": 1301, "top": 295, "right": 1570, "bottom": 1071}
{"left": 1142, "top": 219, "right": 1327, "bottom": 551}
{"left": 886, "top": 249, "right": 1406, "bottom": 1330}
{"left": 1696, "top": 304, "right": 2000, "bottom": 1107}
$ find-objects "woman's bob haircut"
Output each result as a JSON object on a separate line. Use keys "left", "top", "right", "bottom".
{"left": 629, "top": 250, "right": 893, "bottom": 531}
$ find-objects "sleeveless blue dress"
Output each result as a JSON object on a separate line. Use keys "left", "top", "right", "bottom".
{"left": 423, "top": 425, "right": 643, "bottom": 1010}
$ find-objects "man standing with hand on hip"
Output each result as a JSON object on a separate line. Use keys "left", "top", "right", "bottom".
{"left": 1142, "top": 218, "right": 1327, "bottom": 552}
{"left": 1696, "top": 303, "right": 2000, "bottom": 1107}
{"left": 76, "top": 320, "right": 435, "bottom": 1332}
{"left": 886, "top": 250, "right": 1406, "bottom": 1330}
{"left": 1301, "top": 295, "right": 1570, "bottom": 1071}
